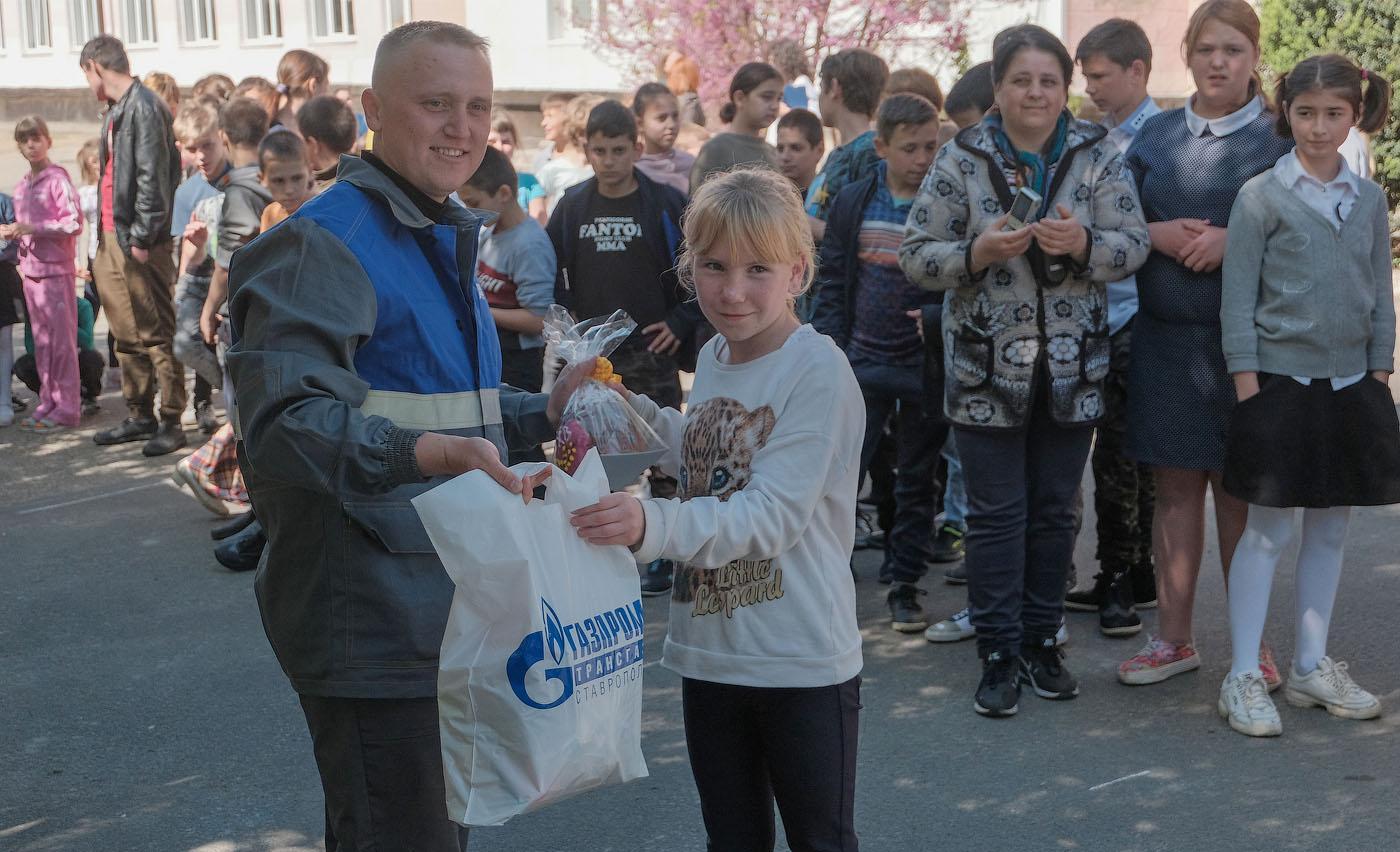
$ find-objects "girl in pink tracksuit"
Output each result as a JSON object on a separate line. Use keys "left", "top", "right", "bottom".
{"left": 4, "top": 116, "right": 82, "bottom": 430}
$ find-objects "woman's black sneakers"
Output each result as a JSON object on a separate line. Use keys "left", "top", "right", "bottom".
{"left": 974, "top": 650, "right": 1021, "bottom": 717}
{"left": 1019, "top": 638, "right": 1080, "bottom": 699}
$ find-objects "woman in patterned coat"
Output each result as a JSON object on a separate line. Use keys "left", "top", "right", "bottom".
{"left": 900, "top": 24, "right": 1148, "bottom": 717}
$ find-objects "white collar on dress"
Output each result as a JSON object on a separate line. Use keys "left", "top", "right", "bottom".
{"left": 1184, "top": 94, "right": 1264, "bottom": 137}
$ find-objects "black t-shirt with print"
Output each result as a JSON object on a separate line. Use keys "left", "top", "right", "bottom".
{"left": 571, "top": 188, "right": 668, "bottom": 334}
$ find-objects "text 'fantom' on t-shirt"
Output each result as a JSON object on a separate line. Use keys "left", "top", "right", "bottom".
{"left": 571, "top": 189, "right": 669, "bottom": 336}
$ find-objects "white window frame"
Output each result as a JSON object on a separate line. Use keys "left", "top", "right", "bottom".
{"left": 243, "top": 0, "right": 283, "bottom": 44}
{"left": 21, "top": 0, "right": 53, "bottom": 53}
{"left": 309, "top": 0, "right": 355, "bottom": 41}
{"left": 67, "top": 0, "right": 103, "bottom": 50}
{"left": 114, "top": 0, "right": 158, "bottom": 48}
{"left": 384, "top": 0, "right": 411, "bottom": 29}
{"left": 179, "top": 0, "right": 219, "bottom": 46}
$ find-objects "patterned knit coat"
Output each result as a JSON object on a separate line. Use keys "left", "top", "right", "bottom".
{"left": 899, "top": 117, "right": 1150, "bottom": 429}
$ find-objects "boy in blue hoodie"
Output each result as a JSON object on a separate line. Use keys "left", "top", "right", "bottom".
{"left": 811, "top": 93, "right": 945, "bottom": 632}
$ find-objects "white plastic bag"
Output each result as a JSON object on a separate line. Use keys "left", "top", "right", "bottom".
{"left": 412, "top": 449, "right": 649, "bottom": 827}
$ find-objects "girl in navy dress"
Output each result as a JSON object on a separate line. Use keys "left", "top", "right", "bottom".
{"left": 1117, "top": 0, "right": 1294, "bottom": 689}
{"left": 1216, "top": 55, "right": 1398, "bottom": 737}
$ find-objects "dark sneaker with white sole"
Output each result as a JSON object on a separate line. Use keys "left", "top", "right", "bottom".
{"left": 887, "top": 582, "right": 928, "bottom": 632}
{"left": 1019, "top": 637, "right": 1079, "bottom": 699}
{"left": 931, "top": 523, "right": 965, "bottom": 563}
{"left": 974, "top": 650, "right": 1020, "bottom": 717}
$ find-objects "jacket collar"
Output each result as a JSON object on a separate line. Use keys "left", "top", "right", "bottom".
{"left": 954, "top": 113, "right": 1106, "bottom": 161}
{"left": 334, "top": 153, "right": 479, "bottom": 231}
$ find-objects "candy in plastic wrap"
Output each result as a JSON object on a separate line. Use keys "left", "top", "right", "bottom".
{"left": 543, "top": 306, "right": 667, "bottom": 487}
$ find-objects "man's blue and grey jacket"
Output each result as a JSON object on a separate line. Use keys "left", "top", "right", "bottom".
{"left": 227, "top": 155, "right": 555, "bottom": 699}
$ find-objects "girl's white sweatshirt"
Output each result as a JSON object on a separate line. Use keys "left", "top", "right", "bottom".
{"left": 630, "top": 325, "right": 865, "bottom": 688}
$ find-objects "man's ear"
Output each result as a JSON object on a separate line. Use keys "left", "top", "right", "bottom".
{"left": 362, "top": 88, "right": 381, "bottom": 133}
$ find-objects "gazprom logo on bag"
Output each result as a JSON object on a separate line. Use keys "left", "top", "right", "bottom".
{"left": 506, "top": 597, "right": 646, "bottom": 709}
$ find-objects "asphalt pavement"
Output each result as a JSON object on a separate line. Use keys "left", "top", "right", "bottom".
{"left": 4, "top": 372, "right": 1400, "bottom": 852}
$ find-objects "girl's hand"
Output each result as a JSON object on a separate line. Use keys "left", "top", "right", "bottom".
{"left": 1234, "top": 371, "right": 1261, "bottom": 402}
{"left": 199, "top": 303, "right": 221, "bottom": 346}
{"left": 571, "top": 492, "right": 646, "bottom": 548}
{"left": 1031, "top": 204, "right": 1089, "bottom": 262}
{"left": 1148, "top": 218, "right": 1209, "bottom": 260}
{"left": 1371, "top": 371, "right": 1391, "bottom": 386}
{"left": 184, "top": 220, "right": 209, "bottom": 248}
{"left": 1178, "top": 224, "right": 1227, "bottom": 272}
{"left": 906, "top": 309, "right": 923, "bottom": 340}
{"left": 8, "top": 222, "right": 34, "bottom": 237}
{"left": 970, "top": 214, "right": 1034, "bottom": 273}
{"left": 643, "top": 321, "right": 682, "bottom": 355}
{"left": 77, "top": 267, "right": 92, "bottom": 282}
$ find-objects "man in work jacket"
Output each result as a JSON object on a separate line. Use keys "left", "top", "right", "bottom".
{"left": 227, "top": 22, "right": 572, "bottom": 850}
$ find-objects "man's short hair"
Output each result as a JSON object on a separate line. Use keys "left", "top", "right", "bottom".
{"left": 259, "top": 129, "right": 307, "bottom": 170}
{"left": 79, "top": 35, "right": 129, "bottom": 75}
{"left": 876, "top": 94, "right": 938, "bottom": 142}
{"left": 372, "top": 21, "right": 489, "bottom": 90}
{"left": 776, "top": 108, "right": 823, "bottom": 148}
{"left": 465, "top": 145, "right": 517, "bottom": 196}
{"left": 219, "top": 96, "right": 270, "bottom": 148}
{"left": 296, "top": 95, "right": 358, "bottom": 155}
{"left": 173, "top": 99, "right": 220, "bottom": 144}
{"left": 819, "top": 48, "right": 890, "bottom": 117}
{"left": 1074, "top": 18, "right": 1153, "bottom": 72}
{"left": 585, "top": 100, "right": 637, "bottom": 143}
{"left": 944, "top": 62, "right": 995, "bottom": 117}
{"left": 14, "top": 115, "right": 50, "bottom": 144}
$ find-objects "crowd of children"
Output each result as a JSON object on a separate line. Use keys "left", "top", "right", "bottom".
{"left": 3, "top": 8, "right": 1397, "bottom": 847}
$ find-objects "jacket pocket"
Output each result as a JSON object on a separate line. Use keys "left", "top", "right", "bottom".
{"left": 1078, "top": 329, "right": 1111, "bottom": 383}
{"left": 342, "top": 501, "right": 452, "bottom": 669}
{"left": 949, "top": 326, "right": 995, "bottom": 389}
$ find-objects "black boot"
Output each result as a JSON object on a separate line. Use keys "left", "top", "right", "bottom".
{"left": 142, "top": 420, "right": 188, "bottom": 456}
{"left": 214, "top": 519, "right": 265, "bottom": 572}
{"left": 1099, "top": 572, "right": 1142, "bottom": 637}
{"left": 94, "top": 415, "right": 157, "bottom": 446}
{"left": 1064, "top": 569, "right": 1111, "bottom": 612}
{"left": 210, "top": 510, "right": 256, "bottom": 541}
{"left": 195, "top": 399, "right": 221, "bottom": 434}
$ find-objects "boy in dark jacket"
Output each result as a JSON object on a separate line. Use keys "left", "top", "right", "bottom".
{"left": 811, "top": 93, "right": 945, "bottom": 632}
{"left": 547, "top": 99, "right": 698, "bottom": 596}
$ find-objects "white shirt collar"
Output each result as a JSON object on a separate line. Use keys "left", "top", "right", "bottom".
{"left": 1272, "top": 149, "right": 1360, "bottom": 196}
{"left": 1105, "top": 96, "right": 1161, "bottom": 136}
{"left": 1184, "top": 94, "right": 1264, "bottom": 137}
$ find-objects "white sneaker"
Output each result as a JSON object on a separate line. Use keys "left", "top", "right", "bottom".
{"left": 924, "top": 607, "right": 974, "bottom": 643}
{"left": 0, "top": 403, "right": 13, "bottom": 427}
{"left": 1285, "top": 657, "right": 1382, "bottom": 720}
{"left": 1055, "top": 617, "right": 1069, "bottom": 647}
{"left": 1218, "top": 671, "right": 1283, "bottom": 737}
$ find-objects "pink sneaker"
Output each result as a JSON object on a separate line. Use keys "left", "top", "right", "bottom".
{"left": 1259, "top": 643, "right": 1282, "bottom": 693}
{"left": 1119, "top": 635, "right": 1201, "bottom": 685}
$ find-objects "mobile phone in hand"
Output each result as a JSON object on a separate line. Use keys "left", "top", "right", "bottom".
{"left": 1005, "top": 187, "right": 1043, "bottom": 230}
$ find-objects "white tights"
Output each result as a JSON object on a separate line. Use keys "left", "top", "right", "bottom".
{"left": 1228, "top": 504, "right": 1351, "bottom": 679}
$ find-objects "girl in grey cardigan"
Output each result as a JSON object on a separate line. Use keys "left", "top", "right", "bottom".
{"left": 1216, "top": 55, "right": 1399, "bottom": 738}
{"left": 899, "top": 24, "right": 1148, "bottom": 718}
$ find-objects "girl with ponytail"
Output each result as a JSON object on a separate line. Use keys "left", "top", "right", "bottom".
{"left": 689, "top": 63, "right": 783, "bottom": 188}
{"left": 1214, "top": 53, "right": 1396, "bottom": 737}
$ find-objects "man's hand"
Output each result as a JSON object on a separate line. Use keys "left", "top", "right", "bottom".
{"left": 969, "top": 214, "right": 1034, "bottom": 273}
{"left": 1147, "top": 218, "right": 1209, "bottom": 261}
{"left": 547, "top": 356, "right": 628, "bottom": 426}
{"left": 130, "top": 245, "right": 150, "bottom": 264}
{"left": 1031, "top": 204, "right": 1089, "bottom": 262}
{"left": 414, "top": 433, "right": 553, "bottom": 503}
{"left": 0, "top": 222, "right": 33, "bottom": 238}
{"left": 643, "top": 321, "right": 682, "bottom": 355}
{"left": 1178, "top": 224, "right": 1226, "bottom": 273}
{"left": 571, "top": 492, "right": 646, "bottom": 548}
